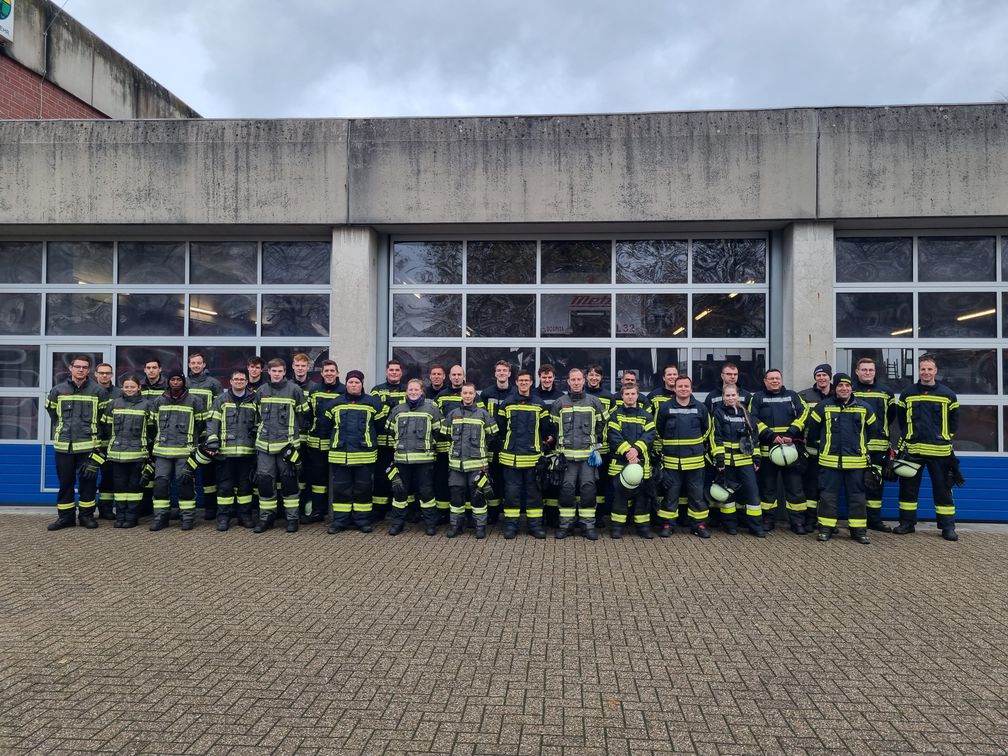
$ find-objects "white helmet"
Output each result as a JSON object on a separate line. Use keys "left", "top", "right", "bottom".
{"left": 619, "top": 463, "right": 644, "bottom": 490}
{"left": 708, "top": 480, "right": 737, "bottom": 503}
{"left": 769, "top": 443, "right": 799, "bottom": 466}
{"left": 892, "top": 455, "right": 921, "bottom": 478}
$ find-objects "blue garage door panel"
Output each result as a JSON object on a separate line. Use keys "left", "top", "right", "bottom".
{"left": 0, "top": 444, "right": 49, "bottom": 505}
{"left": 880, "top": 456, "right": 1006, "bottom": 522}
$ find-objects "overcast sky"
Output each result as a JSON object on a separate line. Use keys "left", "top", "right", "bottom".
{"left": 64, "top": 0, "right": 1008, "bottom": 119}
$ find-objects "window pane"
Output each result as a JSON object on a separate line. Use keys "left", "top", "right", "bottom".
{"left": 190, "top": 241, "right": 258, "bottom": 285}
{"left": 392, "top": 294, "right": 462, "bottom": 338}
{"left": 0, "top": 346, "right": 40, "bottom": 388}
{"left": 189, "top": 346, "right": 261, "bottom": 385}
{"left": 263, "top": 242, "right": 330, "bottom": 285}
{"left": 616, "top": 240, "right": 687, "bottom": 284}
{"left": 539, "top": 347, "right": 612, "bottom": 392}
{"left": 467, "top": 241, "right": 536, "bottom": 285}
{"left": 0, "top": 293, "right": 41, "bottom": 336}
{"left": 690, "top": 348, "right": 767, "bottom": 394}
{"left": 0, "top": 397, "right": 38, "bottom": 440}
{"left": 0, "top": 242, "right": 43, "bottom": 283}
{"left": 46, "top": 241, "right": 114, "bottom": 284}
{"left": 115, "top": 346, "right": 183, "bottom": 385}
{"left": 117, "top": 293, "right": 185, "bottom": 336}
{"left": 835, "top": 348, "right": 917, "bottom": 395}
{"left": 835, "top": 237, "right": 913, "bottom": 283}
{"left": 614, "top": 348, "right": 687, "bottom": 395}
{"left": 541, "top": 241, "right": 611, "bottom": 284}
{"left": 392, "top": 241, "right": 461, "bottom": 285}
{"left": 927, "top": 349, "right": 996, "bottom": 395}
{"left": 954, "top": 405, "right": 997, "bottom": 452}
{"left": 466, "top": 294, "right": 535, "bottom": 338}
{"left": 835, "top": 292, "right": 913, "bottom": 338}
{"left": 261, "top": 294, "right": 329, "bottom": 337}
{"left": 918, "top": 237, "right": 995, "bottom": 282}
{"left": 615, "top": 294, "right": 687, "bottom": 338}
{"left": 259, "top": 346, "right": 330, "bottom": 380}
{"left": 692, "top": 239, "right": 766, "bottom": 284}
{"left": 391, "top": 346, "right": 462, "bottom": 384}
{"left": 918, "top": 292, "right": 996, "bottom": 339}
{"left": 541, "top": 293, "right": 610, "bottom": 338}
{"left": 118, "top": 242, "right": 185, "bottom": 284}
{"left": 46, "top": 293, "right": 112, "bottom": 336}
{"left": 188, "top": 293, "right": 257, "bottom": 337}
{"left": 692, "top": 293, "right": 765, "bottom": 338}
{"left": 465, "top": 346, "right": 535, "bottom": 391}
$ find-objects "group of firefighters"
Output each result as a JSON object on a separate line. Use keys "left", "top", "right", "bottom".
{"left": 46, "top": 350, "right": 963, "bottom": 543}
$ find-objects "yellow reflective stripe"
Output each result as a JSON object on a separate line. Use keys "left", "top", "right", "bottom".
{"left": 935, "top": 505, "right": 956, "bottom": 515}
{"left": 818, "top": 516, "right": 838, "bottom": 527}
{"left": 898, "top": 501, "right": 917, "bottom": 511}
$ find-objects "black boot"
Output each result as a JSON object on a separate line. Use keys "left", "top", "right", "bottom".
{"left": 285, "top": 509, "right": 299, "bottom": 533}
{"left": 610, "top": 523, "right": 624, "bottom": 539}
{"left": 721, "top": 511, "right": 738, "bottom": 536}
{"left": 47, "top": 509, "right": 76, "bottom": 531}
{"left": 803, "top": 507, "right": 818, "bottom": 532}
{"left": 203, "top": 503, "right": 218, "bottom": 521}
{"left": 237, "top": 504, "right": 255, "bottom": 529}
{"left": 892, "top": 511, "right": 916, "bottom": 535}
{"left": 122, "top": 501, "right": 139, "bottom": 529}
{"left": 216, "top": 506, "right": 231, "bottom": 532}
{"left": 253, "top": 510, "right": 274, "bottom": 533}
{"left": 763, "top": 510, "right": 777, "bottom": 531}
{"left": 527, "top": 517, "right": 546, "bottom": 539}
{"left": 554, "top": 515, "right": 575, "bottom": 540}
{"left": 114, "top": 506, "right": 126, "bottom": 529}
{"left": 97, "top": 501, "right": 116, "bottom": 521}
{"left": 149, "top": 510, "right": 170, "bottom": 532}
{"left": 473, "top": 512, "right": 487, "bottom": 540}
{"left": 78, "top": 508, "right": 98, "bottom": 529}
{"left": 867, "top": 507, "right": 892, "bottom": 532}
{"left": 691, "top": 522, "right": 712, "bottom": 539}
{"left": 789, "top": 510, "right": 807, "bottom": 535}
{"left": 501, "top": 519, "right": 518, "bottom": 539}
{"left": 941, "top": 526, "right": 959, "bottom": 541}
{"left": 422, "top": 505, "right": 439, "bottom": 536}
{"left": 446, "top": 513, "right": 464, "bottom": 538}
{"left": 816, "top": 526, "right": 832, "bottom": 542}
{"left": 636, "top": 524, "right": 655, "bottom": 539}
{"left": 850, "top": 528, "right": 870, "bottom": 545}
{"left": 180, "top": 510, "right": 195, "bottom": 531}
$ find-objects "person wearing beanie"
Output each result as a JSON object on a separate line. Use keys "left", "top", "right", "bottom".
{"left": 797, "top": 363, "right": 832, "bottom": 530}
{"left": 852, "top": 356, "right": 898, "bottom": 533}
{"left": 325, "top": 370, "right": 385, "bottom": 533}
{"left": 385, "top": 378, "right": 443, "bottom": 536}
{"left": 803, "top": 372, "right": 876, "bottom": 545}
{"left": 303, "top": 360, "right": 346, "bottom": 525}
{"left": 149, "top": 369, "right": 205, "bottom": 532}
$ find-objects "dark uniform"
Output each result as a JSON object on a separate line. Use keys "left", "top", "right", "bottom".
{"left": 852, "top": 377, "right": 898, "bottom": 531}
{"left": 150, "top": 383, "right": 205, "bottom": 531}
{"left": 480, "top": 381, "right": 515, "bottom": 522}
{"left": 498, "top": 392, "right": 551, "bottom": 538}
{"left": 895, "top": 380, "right": 959, "bottom": 539}
{"left": 443, "top": 401, "right": 498, "bottom": 538}
{"left": 551, "top": 392, "right": 606, "bottom": 539}
{"left": 252, "top": 378, "right": 309, "bottom": 533}
{"left": 387, "top": 397, "right": 443, "bottom": 535}
{"left": 798, "top": 384, "right": 829, "bottom": 530}
{"left": 655, "top": 396, "right": 714, "bottom": 537}
{"left": 305, "top": 379, "right": 345, "bottom": 523}
{"left": 327, "top": 391, "right": 386, "bottom": 532}
{"left": 748, "top": 385, "right": 809, "bottom": 531}
{"left": 45, "top": 375, "right": 109, "bottom": 530}
{"left": 104, "top": 391, "right": 153, "bottom": 528}
{"left": 96, "top": 383, "right": 123, "bottom": 520}
{"left": 435, "top": 386, "right": 465, "bottom": 519}
{"left": 532, "top": 382, "right": 564, "bottom": 521}
{"left": 205, "top": 388, "right": 258, "bottom": 530}
{"left": 711, "top": 401, "right": 764, "bottom": 536}
{"left": 606, "top": 403, "right": 656, "bottom": 538}
{"left": 370, "top": 379, "right": 407, "bottom": 517}
{"left": 187, "top": 370, "right": 222, "bottom": 519}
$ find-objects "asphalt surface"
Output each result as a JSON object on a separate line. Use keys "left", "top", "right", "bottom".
{"left": 2, "top": 510, "right": 1006, "bottom": 755}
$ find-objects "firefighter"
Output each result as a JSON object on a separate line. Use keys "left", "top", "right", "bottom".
{"left": 748, "top": 368, "right": 809, "bottom": 533}
{"left": 532, "top": 364, "right": 563, "bottom": 524}
{"left": 104, "top": 374, "right": 153, "bottom": 529}
{"left": 480, "top": 359, "right": 515, "bottom": 523}
{"left": 703, "top": 362, "right": 751, "bottom": 415}
{"left": 205, "top": 369, "right": 259, "bottom": 531}
{"left": 443, "top": 383, "right": 499, "bottom": 539}
{"left": 803, "top": 373, "right": 876, "bottom": 545}
{"left": 45, "top": 354, "right": 109, "bottom": 531}
{"left": 93, "top": 362, "right": 121, "bottom": 521}
{"left": 140, "top": 358, "right": 167, "bottom": 398}
{"left": 586, "top": 364, "right": 615, "bottom": 521}
{"left": 853, "top": 356, "right": 898, "bottom": 532}
{"left": 648, "top": 364, "right": 685, "bottom": 524}
{"left": 798, "top": 363, "right": 832, "bottom": 531}
{"left": 498, "top": 370, "right": 551, "bottom": 539}
{"left": 371, "top": 359, "right": 408, "bottom": 519}
{"left": 425, "top": 364, "right": 447, "bottom": 400}
{"left": 326, "top": 370, "right": 386, "bottom": 533}
{"left": 894, "top": 354, "right": 960, "bottom": 541}
{"left": 386, "top": 378, "right": 443, "bottom": 536}
{"left": 186, "top": 351, "right": 222, "bottom": 520}
{"left": 606, "top": 384, "right": 657, "bottom": 539}
{"left": 655, "top": 375, "right": 714, "bottom": 538}
{"left": 711, "top": 384, "right": 765, "bottom": 537}
{"left": 551, "top": 368, "right": 606, "bottom": 540}
{"left": 304, "top": 359, "right": 345, "bottom": 524}
{"left": 252, "top": 358, "right": 310, "bottom": 533}
{"left": 246, "top": 356, "right": 264, "bottom": 393}
{"left": 149, "top": 371, "right": 205, "bottom": 532}
{"left": 434, "top": 365, "right": 467, "bottom": 521}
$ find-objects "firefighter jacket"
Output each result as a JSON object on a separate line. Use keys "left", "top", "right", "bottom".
{"left": 424, "top": 382, "right": 447, "bottom": 400}
{"left": 748, "top": 387, "right": 808, "bottom": 453}
{"left": 551, "top": 393, "right": 605, "bottom": 461}
{"left": 799, "top": 384, "right": 829, "bottom": 407}
{"left": 898, "top": 381, "right": 958, "bottom": 457}
{"left": 307, "top": 380, "right": 346, "bottom": 450}
{"left": 254, "top": 379, "right": 309, "bottom": 453}
{"left": 186, "top": 371, "right": 222, "bottom": 421}
{"left": 606, "top": 404, "right": 656, "bottom": 478}
{"left": 444, "top": 402, "right": 498, "bottom": 472}
{"left": 140, "top": 376, "right": 166, "bottom": 400}
{"left": 585, "top": 385, "right": 615, "bottom": 417}
{"left": 711, "top": 403, "right": 760, "bottom": 469}
{"left": 206, "top": 390, "right": 258, "bottom": 457}
{"left": 435, "top": 386, "right": 467, "bottom": 453}
{"left": 46, "top": 377, "right": 108, "bottom": 453}
{"left": 532, "top": 384, "right": 563, "bottom": 411}
{"left": 293, "top": 377, "right": 314, "bottom": 402}
{"left": 704, "top": 384, "right": 752, "bottom": 415}
{"left": 101, "top": 384, "right": 123, "bottom": 401}
{"left": 647, "top": 386, "right": 677, "bottom": 422}
{"left": 498, "top": 393, "right": 551, "bottom": 468}
{"left": 389, "top": 398, "right": 442, "bottom": 464}
{"left": 852, "top": 379, "right": 898, "bottom": 452}
{"left": 326, "top": 392, "right": 386, "bottom": 466}
{"left": 105, "top": 393, "right": 154, "bottom": 462}
{"left": 655, "top": 397, "right": 713, "bottom": 471}
{"left": 480, "top": 382, "right": 515, "bottom": 426}
{"left": 152, "top": 390, "right": 204, "bottom": 459}
{"left": 372, "top": 381, "right": 407, "bottom": 446}
{"left": 804, "top": 396, "right": 876, "bottom": 470}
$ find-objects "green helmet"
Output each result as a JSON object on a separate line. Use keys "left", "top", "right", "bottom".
{"left": 892, "top": 454, "right": 921, "bottom": 478}
{"left": 619, "top": 463, "right": 644, "bottom": 490}
{"left": 708, "top": 479, "right": 737, "bottom": 503}
{"left": 768, "top": 443, "right": 799, "bottom": 466}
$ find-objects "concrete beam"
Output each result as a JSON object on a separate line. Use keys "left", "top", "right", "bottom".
{"left": 782, "top": 221, "right": 834, "bottom": 388}
{"left": 332, "top": 226, "right": 380, "bottom": 381}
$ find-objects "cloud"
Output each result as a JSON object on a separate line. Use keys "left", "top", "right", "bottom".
{"left": 65, "top": 0, "right": 1008, "bottom": 118}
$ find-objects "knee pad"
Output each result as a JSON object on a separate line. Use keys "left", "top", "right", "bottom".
{"left": 152, "top": 477, "right": 171, "bottom": 499}
{"left": 256, "top": 473, "right": 275, "bottom": 495}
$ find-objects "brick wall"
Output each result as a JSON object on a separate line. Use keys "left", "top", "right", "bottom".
{"left": 0, "top": 53, "right": 107, "bottom": 118}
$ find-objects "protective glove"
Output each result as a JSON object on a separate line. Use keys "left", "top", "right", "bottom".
{"left": 78, "top": 451, "right": 105, "bottom": 481}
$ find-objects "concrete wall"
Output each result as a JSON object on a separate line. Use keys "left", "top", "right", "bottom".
{"left": 3, "top": 104, "right": 1007, "bottom": 226}
{"left": 781, "top": 222, "right": 835, "bottom": 387}
{"left": 2, "top": 0, "right": 199, "bottom": 119}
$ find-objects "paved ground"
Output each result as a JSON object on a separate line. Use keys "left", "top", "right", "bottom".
{"left": 1, "top": 511, "right": 1006, "bottom": 756}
